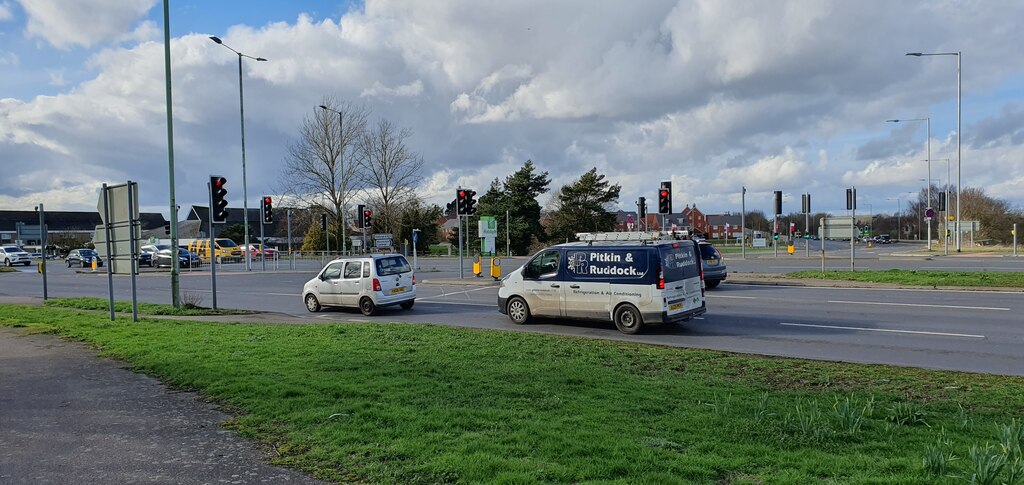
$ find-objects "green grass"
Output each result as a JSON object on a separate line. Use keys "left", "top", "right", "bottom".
{"left": 2, "top": 305, "right": 1023, "bottom": 483}
{"left": 0, "top": 266, "right": 17, "bottom": 273}
{"left": 44, "top": 297, "right": 254, "bottom": 316}
{"left": 788, "top": 269, "right": 1024, "bottom": 288}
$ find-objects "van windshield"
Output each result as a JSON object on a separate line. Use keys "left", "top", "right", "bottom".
{"left": 659, "top": 243, "right": 700, "bottom": 281}
{"left": 375, "top": 256, "right": 411, "bottom": 276}
{"left": 215, "top": 239, "right": 238, "bottom": 247}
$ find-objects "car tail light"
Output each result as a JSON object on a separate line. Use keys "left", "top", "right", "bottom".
{"left": 372, "top": 278, "right": 381, "bottom": 292}
{"left": 657, "top": 265, "right": 664, "bottom": 290}
{"left": 412, "top": 274, "right": 416, "bottom": 286}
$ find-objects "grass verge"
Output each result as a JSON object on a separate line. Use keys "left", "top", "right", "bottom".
{"left": 2, "top": 305, "right": 1023, "bottom": 483}
{"left": 0, "top": 266, "right": 17, "bottom": 273}
{"left": 44, "top": 297, "right": 255, "bottom": 316}
{"left": 788, "top": 269, "right": 1024, "bottom": 288}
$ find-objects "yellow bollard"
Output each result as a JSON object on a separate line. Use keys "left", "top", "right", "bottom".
{"left": 91, "top": 258, "right": 97, "bottom": 271}
{"left": 490, "top": 257, "right": 502, "bottom": 280}
{"left": 472, "top": 256, "right": 482, "bottom": 277}
{"left": 787, "top": 242, "right": 795, "bottom": 255}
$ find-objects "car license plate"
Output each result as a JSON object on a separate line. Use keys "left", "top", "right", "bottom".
{"left": 707, "top": 259, "right": 718, "bottom": 265}
{"left": 390, "top": 287, "right": 406, "bottom": 295}
{"left": 668, "top": 302, "right": 683, "bottom": 311}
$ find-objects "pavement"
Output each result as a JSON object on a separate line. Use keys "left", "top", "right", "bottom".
{"left": 0, "top": 327, "right": 328, "bottom": 485}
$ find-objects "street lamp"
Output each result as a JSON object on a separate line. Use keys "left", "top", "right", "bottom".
{"left": 210, "top": 36, "right": 267, "bottom": 271}
{"left": 907, "top": 51, "right": 961, "bottom": 251}
{"left": 886, "top": 117, "right": 932, "bottom": 250}
{"left": 318, "top": 104, "right": 347, "bottom": 255}
{"left": 888, "top": 196, "right": 902, "bottom": 240}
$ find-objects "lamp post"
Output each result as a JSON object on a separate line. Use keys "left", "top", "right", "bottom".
{"left": 886, "top": 117, "right": 932, "bottom": 249}
{"left": 907, "top": 51, "right": 960, "bottom": 251}
{"left": 210, "top": 36, "right": 267, "bottom": 271}
{"left": 888, "top": 196, "right": 902, "bottom": 240}
{"left": 317, "top": 104, "right": 347, "bottom": 255}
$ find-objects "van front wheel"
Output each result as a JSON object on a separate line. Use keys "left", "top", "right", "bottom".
{"left": 304, "top": 294, "right": 321, "bottom": 312}
{"left": 507, "top": 297, "right": 531, "bottom": 324}
{"left": 614, "top": 304, "right": 644, "bottom": 334}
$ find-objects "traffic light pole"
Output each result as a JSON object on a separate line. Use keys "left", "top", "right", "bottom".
{"left": 805, "top": 211, "right": 810, "bottom": 258}
{"left": 259, "top": 219, "right": 265, "bottom": 272}
{"left": 458, "top": 215, "right": 464, "bottom": 279}
{"left": 208, "top": 181, "right": 218, "bottom": 310}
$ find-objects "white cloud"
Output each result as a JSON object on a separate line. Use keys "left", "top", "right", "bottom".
{"left": 0, "top": 2, "right": 13, "bottom": 21}
{"left": 17, "top": 0, "right": 155, "bottom": 49}
{"left": 360, "top": 79, "right": 423, "bottom": 99}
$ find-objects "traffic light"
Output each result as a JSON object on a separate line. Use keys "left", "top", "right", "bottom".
{"left": 465, "top": 190, "right": 478, "bottom": 215}
{"left": 801, "top": 193, "right": 811, "bottom": 214}
{"left": 164, "top": 222, "right": 170, "bottom": 235}
{"left": 637, "top": 197, "right": 647, "bottom": 220}
{"left": 938, "top": 192, "right": 946, "bottom": 211}
{"left": 658, "top": 181, "right": 672, "bottom": 214}
{"left": 357, "top": 204, "right": 365, "bottom": 228}
{"left": 210, "top": 176, "right": 228, "bottom": 223}
{"left": 363, "top": 208, "right": 373, "bottom": 228}
{"left": 774, "top": 190, "right": 783, "bottom": 215}
{"left": 773, "top": 233, "right": 779, "bottom": 240}
{"left": 261, "top": 196, "right": 273, "bottom": 224}
{"left": 456, "top": 189, "right": 468, "bottom": 215}
{"left": 804, "top": 232, "right": 810, "bottom": 239}
{"left": 845, "top": 187, "right": 857, "bottom": 211}
{"left": 321, "top": 213, "right": 328, "bottom": 231}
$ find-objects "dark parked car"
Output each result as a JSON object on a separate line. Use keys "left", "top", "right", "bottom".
{"left": 66, "top": 249, "right": 103, "bottom": 268}
{"left": 697, "top": 241, "right": 727, "bottom": 289}
{"left": 138, "top": 251, "right": 153, "bottom": 267}
{"left": 143, "top": 244, "right": 200, "bottom": 268}
{"left": 874, "top": 235, "right": 893, "bottom": 244}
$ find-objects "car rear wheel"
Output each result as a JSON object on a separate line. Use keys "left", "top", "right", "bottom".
{"left": 304, "top": 294, "right": 321, "bottom": 312}
{"left": 400, "top": 300, "right": 414, "bottom": 310}
{"left": 614, "top": 304, "right": 644, "bottom": 335}
{"left": 705, "top": 280, "right": 720, "bottom": 289}
{"left": 506, "top": 296, "right": 531, "bottom": 324}
{"left": 359, "top": 297, "right": 377, "bottom": 316}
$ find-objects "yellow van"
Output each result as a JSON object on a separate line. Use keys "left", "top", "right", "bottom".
{"left": 188, "top": 238, "right": 243, "bottom": 263}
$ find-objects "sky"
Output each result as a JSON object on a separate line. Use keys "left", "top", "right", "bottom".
{"left": 1, "top": 0, "right": 1023, "bottom": 221}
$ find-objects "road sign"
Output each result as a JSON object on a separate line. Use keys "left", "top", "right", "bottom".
{"left": 925, "top": 207, "right": 935, "bottom": 218}
{"left": 478, "top": 216, "right": 498, "bottom": 238}
{"left": 97, "top": 183, "right": 139, "bottom": 225}
{"left": 412, "top": 231, "right": 419, "bottom": 244}
{"left": 373, "top": 233, "right": 393, "bottom": 248}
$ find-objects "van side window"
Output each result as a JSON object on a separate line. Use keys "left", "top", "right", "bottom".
{"left": 526, "top": 250, "right": 560, "bottom": 278}
{"left": 322, "top": 262, "right": 344, "bottom": 280}
{"left": 343, "top": 262, "right": 362, "bottom": 279}
{"left": 362, "top": 262, "right": 371, "bottom": 278}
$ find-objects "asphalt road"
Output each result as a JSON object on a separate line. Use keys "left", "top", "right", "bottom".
{"left": 2, "top": 254, "right": 1022, "bottom": 376}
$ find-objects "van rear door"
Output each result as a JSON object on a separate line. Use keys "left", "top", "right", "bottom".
{"left": 375, "top": 256, "right": 414, "bottom": 298}
{"left": 658, "top": 242, "right": 704, "bottom": 318}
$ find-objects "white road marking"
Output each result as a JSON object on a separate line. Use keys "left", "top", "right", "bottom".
{"left": 706, "top": 295, "right": 757, "bottom": 299}
{"left": 264, "top": 292, "right": 299, "bottom": 296}
{"left": 417, "top": 300, "right": 495, "bottom": 307}
{"left": 726, "top": 283, "right": 1021, "bottom": 295}
{"left": 780, "top": 322, "right": 985, "bottom": 339}
{"left": 827, "top": 300, "right": 1010, "bottom": 311}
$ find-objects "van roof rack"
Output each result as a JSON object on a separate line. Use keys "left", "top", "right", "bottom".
{"left": 575, "top": 231, "right": 690, "bottom": 244}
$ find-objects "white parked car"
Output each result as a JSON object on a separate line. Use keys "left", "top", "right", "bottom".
{"left": 1, "top": 246, "right": 32, "bottom": 266}
{"left": 302, "top": 254, "right": 416, "bottom": 315}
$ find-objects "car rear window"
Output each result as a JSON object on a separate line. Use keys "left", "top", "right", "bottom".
{"left": 375, "top": 256, "right": 411, "bottom": 276}
{"left": 659, "top": 243, "right": 700, "bottom": 281}
{"left": 699, "top": 244, "right": 720, "bottom": 259}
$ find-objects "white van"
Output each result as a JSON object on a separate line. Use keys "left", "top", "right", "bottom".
{"left": 302, "top": 254, "right": 416, "bottom": 316}
{"left": 498, "top": 233, "right": 706, "bottom": 334}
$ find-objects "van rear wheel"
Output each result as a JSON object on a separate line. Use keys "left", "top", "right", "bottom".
{"left": 614, "top": 304, "right": 644, "bottom": 334}
{"left": 359, "top": 297, "right": 377, "bottom": 316}
{"left": 507, "top": 296, "right": 531, "bottom": 324}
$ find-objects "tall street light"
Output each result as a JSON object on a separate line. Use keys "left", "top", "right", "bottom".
{"left": 886, "top": 117, "right": 932, "bottom": 250}
{"left": 888, "top": 196, "right": 902, "bottom": 240}
{"left": 318, "top": 104, "right": 347, "bottom": 255}
{"left": 210, "top": 36, "right": 267, "bottom": 271}
{"left": 907, "top": 51, "right": 960, "bottom": 251}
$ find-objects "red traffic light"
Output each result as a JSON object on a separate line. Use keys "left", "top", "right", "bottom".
{"left": 364, "top": 210, "right": 371, "bottom": 216}
{"left": 660, "top": 190, "right": 668, "bottom": 197}
{"left": 459, "top": 191, "right": 466, "bottom": 198}
{"left": 264, "top": 197, "right": 271, "bottom": 204}
{"left": 214, "top": 177, "right": 226, "bottom": 187}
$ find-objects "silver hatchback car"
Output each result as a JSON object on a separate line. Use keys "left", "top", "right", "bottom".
{"left": 302, "top": 254, "right": 416, "bottom": 315}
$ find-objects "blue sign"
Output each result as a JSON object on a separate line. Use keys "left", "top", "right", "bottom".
{"left": 412, "top": 231, "right": 419, "bottom": 244}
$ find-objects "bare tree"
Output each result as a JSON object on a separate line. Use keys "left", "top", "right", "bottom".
{"left": 356, "top": 118, "right": 424, "bottom": 236}
{"left": 280, "top": 97, "right": 368, "bottom": 250}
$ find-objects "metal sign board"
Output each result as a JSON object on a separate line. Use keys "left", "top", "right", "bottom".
{"left": 16, "top": 223, "right": 43, "bottom": 240}
{"left": 97, "top": 183, "right": 139, "bottom": 225}
{"left": 94, "top": 223, "right": 141, "bottom": 274}
{"left": 373, "top": 233, "right": 393, "bottom": 248}
{"left": 478, "top": 216, "right": 498, "bottom": 238}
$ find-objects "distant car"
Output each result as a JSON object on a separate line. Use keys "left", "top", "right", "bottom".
{"left": 697, "top": 241, "right": 727, "bottom": 289}
{"left": 0, "top": 246, "right": 32, "bottom": 266}
{"left": 875, "top": 235, "right": 893, "bottom": 244}
{"left": 138, "top": 251, "right": 153, "bottom": 267}
{"left": 66, "top": 249, "right": 103, "bottom": 268}
{"left": 241, "top": 243, "right": 278, "bottom": 259}
{"left": 142, "top": 244, "right": 199, "bottom": 268}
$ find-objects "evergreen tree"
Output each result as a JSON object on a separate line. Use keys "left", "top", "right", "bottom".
{"left": 545, "top": 167, "right": 621, "bottom": 242}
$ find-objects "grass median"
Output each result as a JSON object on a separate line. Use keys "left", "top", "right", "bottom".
{"left": 2, "top": 305, "right": 1023, "bottom": 483}
{"left": 788, "top": 269, "right": 1024, "bottom": 288}
{"left": 45, "top": 297, "right": 255, "bottom": 316}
